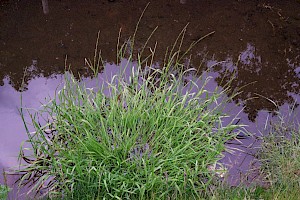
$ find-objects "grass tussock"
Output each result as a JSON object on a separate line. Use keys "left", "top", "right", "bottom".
{"left": 0, "top": 184, "right": 10, "bottom": 200}
{"left": 212, "top": 107, "right": 300, "bottom": 200}
{"left": 256, "top": 107, "right": 300, "bottom": 200}
{"left": 16, "top": 23, "right": 242, "bottom": 199}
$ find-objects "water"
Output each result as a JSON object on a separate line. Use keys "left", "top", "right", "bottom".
{"left": 0, "top": 0, "right": 299, "bottom": 197}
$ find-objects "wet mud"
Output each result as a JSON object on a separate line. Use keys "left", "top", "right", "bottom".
{"left": 0, "top": 0, "right": 299, "bottom": 119}
{"left": 0, "top": 0, "right": 299, "bottom": 197}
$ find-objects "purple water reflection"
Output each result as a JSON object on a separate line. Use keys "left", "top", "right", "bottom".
{"left": 0, "top": 75, "right": 65, "bottom": 198}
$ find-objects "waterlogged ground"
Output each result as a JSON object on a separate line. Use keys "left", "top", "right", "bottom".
{"left": 0, "top": 0, "right": 299, "bottom": 198}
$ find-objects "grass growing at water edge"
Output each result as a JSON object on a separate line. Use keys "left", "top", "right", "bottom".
{"left": 0, "top": 184, "right": 10, "bottom": 200}
{"left": 212, "top": 106, "right": 300, "bottom": 200}
{"left": 0, "top": 170, "right": 10, "bottom": 200}
{"left": 18, "top": 61, "right": 240, "bottom": 199}
{"left": 256, "top": 106, "right": 300, "bottom": 199}
{"left": 16, "top": 27, "right": 242, "bottom": 199}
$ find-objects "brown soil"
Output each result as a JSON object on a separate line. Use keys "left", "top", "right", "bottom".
{"left": 0, "top": 0, "right": 299, "bottom": 120}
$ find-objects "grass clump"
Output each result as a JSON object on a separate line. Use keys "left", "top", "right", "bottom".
{"left": 17, "top": 23, "right": 241, "bottom": 199}
{"left": 214, "top": 108, "right": 300, "bottom": 200}
{"left": 255, "top": 109, "right": 300, "bottom": 200}
{"left": 0, "top": 184, "right": 10, "bottom": 200}
{"left": 211, "top": 185, "right": 266, "bottom": 200}
{"left": 18, "top": 63, "right": 239, "bottom": 199}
